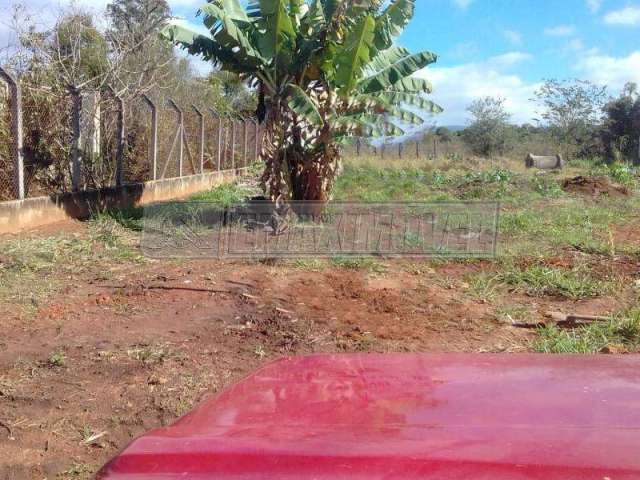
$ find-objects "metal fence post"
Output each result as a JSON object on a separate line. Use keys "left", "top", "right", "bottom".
{"left": 69, "top": 86, "right": 83, "bottom": 191}
{"left": 208, "top": 109, "right": 222, "bottom": 171}
{"left": 167, "top": 99, "right": 183, "bottom": 177}
{"left": 192, "top": 105, "right": 204, "bottom": 174}
{"left": 254, "top": 120, "right": 260, "bottom": 163}
{"left": 106, "top": 87, "right": 125, "bottom": 187}
{"left": 231, "top": 119, "right": 236, "bottom": 170}
{"left": 416, "top": 141, "right": 419, "bottom": 159}
{"left": 356, "top": 138, "right": 361, "bottom": 157}
{"left": 0, "top": 67, "right": 24, "bottom": 199}
{"left": 142, "top": 95, "right": 157, "bottom": 180}
{"left": 433, "top": 137, "right": 438, "bottom": 159}
{"left": 217, "top": 115, "right": 223, "bottom": 171}
{"left": 398, "top": 142, "right": 402, "bottom": 159}
{"left": 243, "top": 119, "right": 249, "bottom": 169}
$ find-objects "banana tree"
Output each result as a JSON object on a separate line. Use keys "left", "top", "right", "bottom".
{"left": 163, "top": 0, "right": 441, "bottom": 202}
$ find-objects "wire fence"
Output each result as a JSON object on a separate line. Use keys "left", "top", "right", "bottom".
{"left": 342, "top": 137, "right": 465, "bottom": 162}
{"left": 0, "top": 66, "right": 263, "bottom": 202}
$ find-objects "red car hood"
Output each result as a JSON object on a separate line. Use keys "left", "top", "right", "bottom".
{"left": 98, "top": 354, "right": 640, "bottom": 479}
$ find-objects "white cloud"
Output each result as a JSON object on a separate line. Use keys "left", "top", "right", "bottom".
{"left": 503, "top": 29, "right": 522, "bottom": 45}
{"left": 586, "top": 0, "right": 603, "bottom": 13}
{"left": 414, "top": 57, "right": 540, "bottom": 125}
{"left": 452, "top": 0, "right": 474, "bottom": 10}
{"left": 449, "top": 41, "right": 479, "bottom": 60}
{"left": 560, "top": 38, "right": 585, "bottom": 55}
{"left": 488, "top": 51, "right": 532, "bottom": 67}
{"left": 603, "top": 6, "right": 640, "bottom": 26}
{"left": 576, "top": 50, "right": 640, "bottom": 91}
{"left": 544, "top": 24, "right": 576, "bottom": 36}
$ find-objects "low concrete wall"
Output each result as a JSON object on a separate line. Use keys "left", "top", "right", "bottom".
{"left": 0, "top": 168, "right": 249, "bottom": 234}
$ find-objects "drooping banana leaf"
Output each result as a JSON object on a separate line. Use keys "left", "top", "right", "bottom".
{"left": 161, "top": 23, "right": 256, "bottom": 72}
{"left": 333, "top": 14, "right": 376, "bottom": 93}
{"left": 200, "top": 4, "right": 264, "bottom": 63}
{"left": 373, "top": 0, "right": 415, "bottom": 51}
{"left": 286, "top": 84, "right": 323, "bottom": 126}
{"left": 254, "top": 0, "right": 297, "bottom": 72}
{"left": 359, "top": 50, "right": 437, "bottom": 93}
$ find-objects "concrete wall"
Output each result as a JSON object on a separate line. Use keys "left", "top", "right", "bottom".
{"left": 0, "top": 168, "right": 249, "bottom": 234}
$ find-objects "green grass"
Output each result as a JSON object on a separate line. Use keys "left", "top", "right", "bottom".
{"left": 330, "top": 256, "right": 387, "bottom": 273}
{"left": 465, "top": 271, "right": 501, "bottom": 302}
{"left": 497, "top": 263, "right": 611, "bottom": 300}
{"left": 334, "top": 163, "right": 574, "bottom": 206}
{"left": 0, "top": 217, "right": 143, "bottom": 314}
{"left": 48, "top": 351, "right": 66, "bottom": 367}
{"left": 91, "top": 206, "right": 144, "bottom": 232}
{"left": 292, "top": 259, "right": 328, "bottom": 271}
{"left": 495, "top": 304, "right": 533, "bottom": 324}
{"left": 534, "top": 308, "right": 640, "bottom": 353}
{"left": 588, "top": 162, "right": 639, "bottom": 187}
{"left": 499, "top": 195, "right": 640, "bottom": 257}
{"left": 189, "top": 182, "right": 256, "bottom": 207}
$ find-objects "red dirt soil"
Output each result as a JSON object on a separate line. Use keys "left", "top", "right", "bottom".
{"left": 0, "top": 220, "right": 638, "bottom": 478}
{"left": 561, "top": 175, "right": 631, "bottom": 198}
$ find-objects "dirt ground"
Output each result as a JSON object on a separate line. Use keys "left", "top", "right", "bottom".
{"left": 1, "top": 217, "right": 639, "bottom": 479}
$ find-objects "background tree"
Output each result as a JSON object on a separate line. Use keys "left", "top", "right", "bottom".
{"left": 601, "top": 82, "right": 640, "bottom": 165}
{"left": 0, "top": 1, "right": 241, "bottom": 196}
{"left": 533, "top": 79, "right": 607, "bottom": 161}
{"left": 435, "top": 126, "right": 452, "bottom": 143}
{"left": 462, "top": 96, "right": 512, "bottom": 157}
{"left": 207, "top": 71, "right": 256, "bottom": 117}
{"left": 164, "top": 0, "right": 441, "bottom": 203}
{"left": 106, "top": 0, "right": 174, "bottom": 97}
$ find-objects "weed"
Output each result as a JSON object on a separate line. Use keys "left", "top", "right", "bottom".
{"left": 292, "top": 259, "right": 327, "bottom": 271}
{"left": 497, "top": 264, "right": 610, "bottom": 300}
{"left": 531, "top": 175, "right": 564, "bottom": 197}
{"left": 0, "top": 230, "right": 142, "bottom": 315}
{"left": 48, "top": 351, "right": 66, "bottom": 367}
{"left": 495, "top": 304, "right": 532, "bottom": 324}
{"left": 465, "top": 272, "right": 501, "bottom": 302}
{"left": 189, "top": 182, "right": 256, "bottom": 206}
{"left": 127, "top": 345, "right": 169, "bottom": 364}
{"left": 58, "top": 463, "right": 92, "bottom": 478}
{"left": 79, "top": 425, "right": 93, "bottom": 442}
{"left": 534, "top": 308, "right": 640, "bottom": 353}
{"left": 589, "top": 163, "right": 638, "bottom": 186}
{"left": 91, "top": 206, "right": 144, "bottom": 232}
{"left": 330, "top": 256, "right": 386, "bottom": 273}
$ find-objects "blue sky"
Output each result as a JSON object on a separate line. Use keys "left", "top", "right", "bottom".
{"left": 172, "top": 0, "right": 640, "bottom": 125}
{"left": 2, "top": 0, "right": 639, "bottom": 125}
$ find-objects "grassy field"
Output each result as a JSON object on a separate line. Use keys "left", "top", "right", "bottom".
{"left": 1, "top": 155, "right": 640, "bottom": 478}
{"left": 332, "top": 156, "right": 640, "bottom": 352}
{"left": 2, "top": 157, "right": 640, "bottom": 352}
{"left": 5, "top": 160, "right": 639, "bottom": 347}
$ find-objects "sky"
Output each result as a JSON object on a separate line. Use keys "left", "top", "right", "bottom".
{"left": 1, "top": 0, "right": 640, "bottom": 126}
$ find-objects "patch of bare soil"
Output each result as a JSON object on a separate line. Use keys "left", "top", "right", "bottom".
{"left": 614, "top": 222, "right": 640, "bottom": 249}
{"left": 0, "top": 226, "right": 637, "bottom": 479}
{"left": 562, "top": 175, "right": 631, "bottom": 198}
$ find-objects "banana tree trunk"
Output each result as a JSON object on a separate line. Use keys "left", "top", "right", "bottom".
{"left": 260, "top": 121, "right": 340, "bottom": 204}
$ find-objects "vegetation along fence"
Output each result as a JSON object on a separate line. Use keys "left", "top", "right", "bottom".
{"left": 343, "top": 136, "right": 469, "bottom": 162}
{"left": 0, "top": 66, "right": 264, "bottom": 202}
